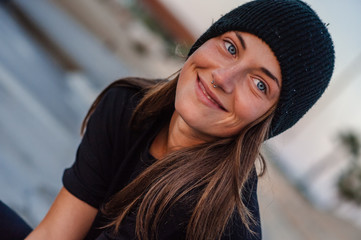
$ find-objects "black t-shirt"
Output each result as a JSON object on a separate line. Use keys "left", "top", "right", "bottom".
{"left": 63, "top": 86, "right": 262, "bottom": 239}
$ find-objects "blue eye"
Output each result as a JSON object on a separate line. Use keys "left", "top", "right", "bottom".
{"left": 225, "top": 42, "right": 236, "bottom": 55}
{"left": 254, "top": 78, "right": 267, "bottom": 92}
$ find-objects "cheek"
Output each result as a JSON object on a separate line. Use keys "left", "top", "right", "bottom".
{"left": 233, "top": 98, "right": 269, "bottom": 124}
{"left": 174, "top": 91, "right": 208, "bottom": 134}
{"left": 174, "top": 76, "right": 197, "bottom": 121}
{"left": 175, "top": 73, "right": 193, "bottom": 104}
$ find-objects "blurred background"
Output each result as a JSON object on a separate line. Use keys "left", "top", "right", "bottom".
{"left": 0, "top": 0, "right": 360, "bottom": 239}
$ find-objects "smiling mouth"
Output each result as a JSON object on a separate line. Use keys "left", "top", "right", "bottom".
{"left": 198, "top": 78, "right": 227, "bottom": 111}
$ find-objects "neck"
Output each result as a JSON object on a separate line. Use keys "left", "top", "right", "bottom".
{"left": 150, "top": 111, "right": 214, "bottom": 159}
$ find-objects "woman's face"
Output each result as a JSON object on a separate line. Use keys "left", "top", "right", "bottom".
{"left": 175, "top": 31, "right": 282, "bottom": 140}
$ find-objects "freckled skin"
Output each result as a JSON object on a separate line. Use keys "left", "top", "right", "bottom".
{"left": 173, "top": 31, "right": 282, "bottom": 143}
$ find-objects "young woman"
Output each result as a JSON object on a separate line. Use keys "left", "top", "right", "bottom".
{"left": 25, "top": 0, "right": 335, "bottom": 239}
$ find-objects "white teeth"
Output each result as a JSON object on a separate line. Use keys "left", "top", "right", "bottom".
{"left": 199, "top": 81, "right": 217, "bottom": 104}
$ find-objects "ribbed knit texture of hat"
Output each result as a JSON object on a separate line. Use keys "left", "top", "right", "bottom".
{"left": 188, "top": 0, "right": 335, "bottom": 137}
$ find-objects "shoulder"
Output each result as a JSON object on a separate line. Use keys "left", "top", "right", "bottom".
{"left": 92, "top": 80, "right": 146, "bottom": 123}
{"left": 80, "top": 80, "right": 147, "bottom": 141}
{"left": 91, "top": 85, "right": 141, "bottom": 136}
{"left": 96, "top": 77, "right": 164, "bottom": 111}
{"left": 88, "top": 85, "right": 140, "bottom": 125}
{"left": 101, "top": 84, "right": 142, "bottom": 106}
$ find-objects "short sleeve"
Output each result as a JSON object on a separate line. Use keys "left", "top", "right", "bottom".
{"left": 222, "top": 170, "right": 262, "bottom": 240}
{"left": 62, "top": 87, "right": 139, "bottom": 208}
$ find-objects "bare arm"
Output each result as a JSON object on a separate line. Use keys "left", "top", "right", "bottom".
{"left": 25, "top": 187, "right": 98, "bottom": 240}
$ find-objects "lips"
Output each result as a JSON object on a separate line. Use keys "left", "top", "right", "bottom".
{"left": 198, "top": 76, "right": 227, "bottom": 111}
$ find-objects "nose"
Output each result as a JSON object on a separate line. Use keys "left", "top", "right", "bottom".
{"left": 211, "top": 65, "right": 241, "bottom": 93}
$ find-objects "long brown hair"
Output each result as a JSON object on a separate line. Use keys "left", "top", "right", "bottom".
{"left": 82, "top": 75, "right": 274, "bottom": 240}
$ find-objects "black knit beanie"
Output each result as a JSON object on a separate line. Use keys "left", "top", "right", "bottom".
{"left": 188, "top": 0, "right": 335, "bottom": 137}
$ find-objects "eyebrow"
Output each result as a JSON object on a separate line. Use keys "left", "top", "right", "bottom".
{"left": 235, "top": 32, "right": 280, "bottom": 88}
{"left": 235, "top": 32, "right": 246, "bottom": 50}
{"left": 260, "top": 67, "right": 281, "bottom": 88}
